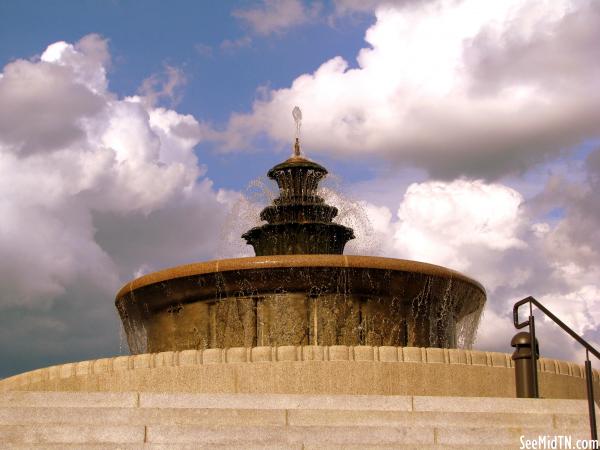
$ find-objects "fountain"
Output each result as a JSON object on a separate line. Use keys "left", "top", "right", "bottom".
{"left": 2, "top": 108, "right": 596, "bottom": 416}
{"left": 115, "top": 107, "right": 486, "bottom": 355}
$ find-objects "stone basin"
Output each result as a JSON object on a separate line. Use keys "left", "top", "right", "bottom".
{"left": 116, "top": 255, "right": 485, "bottom": 354}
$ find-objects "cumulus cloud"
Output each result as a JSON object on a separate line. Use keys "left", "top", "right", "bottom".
{"left": 0, "top": 35, "right": 230, "bottom": 376}
{"left": 359, "top": 179, "right": 526, "bottom": 282}
{"left": 351, "top": 172, "right": 599, "bottom": 360}
{"left": 221, "top": 0, "right": 600, "bottom": 179}
{"left": 392, "top": 180, "right": 525, "bottom": 268}
{"left": 233, "top": 0, "right": 322, "bottom": 35}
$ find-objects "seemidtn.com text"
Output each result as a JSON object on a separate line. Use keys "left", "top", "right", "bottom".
{"left": 520, "top": 435, "right": 599, "bottom": 449}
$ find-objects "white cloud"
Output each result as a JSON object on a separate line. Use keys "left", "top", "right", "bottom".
{"left": 221, "top": 0, "right": 600, "bottom": 179}
{"left": 538, "top": 285, "right": 600, "bottom": 338}
{"left": 41, "top": 34, "right": 110, "bottom": 94}
{"left": 0, "top": 35, "right": 230, "bottom": 375}
{"left": 362, "top": 179, "right": 525, "bottom": 271}
{"left": 233, "top": 0, "right": 322, "bottom": 35}
{"left": 0, "top": 35, "right": 212, "bottom": 306}
{"left": 351, "top": 171, "right": 600, "bottom": 360}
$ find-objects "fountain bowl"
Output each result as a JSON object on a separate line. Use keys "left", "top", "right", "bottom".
{"left": 116, "top": 255, "right": 485, "bottom": 354}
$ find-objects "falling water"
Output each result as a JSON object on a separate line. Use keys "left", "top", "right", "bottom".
{"left": 118, "top": 146, "right": 485, "bottom": 353}
{"left": 217, "top": 175, "right": 275, "bottom": 258}
{"left": 318, "top": 176, "right": 382, "bottom": 255}
{"left": 118, "top": 322, "right": 125, "bottom": 355}
{"left": 456, "top": 302, "right": 484, "bottom": 349}
{"left": 211, "top": 167, "right": 482, "bottom": 349}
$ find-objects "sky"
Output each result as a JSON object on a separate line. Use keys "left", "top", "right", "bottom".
{"left": 1, "top": 0, "right": 599, "bottom": 378}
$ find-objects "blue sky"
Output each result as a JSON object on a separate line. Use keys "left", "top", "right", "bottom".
{"left": 1, "top": 0, "right": 599, "bottom": 378}
{"left": 1, "top": 0, "right": 375, "bottom": 189}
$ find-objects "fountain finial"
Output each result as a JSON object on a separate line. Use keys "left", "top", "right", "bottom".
{"left": 242, "top": 109, "right": 355, "bottom": 256}
{"left": 292, "top": 106, "right": 302, "bottom": 157}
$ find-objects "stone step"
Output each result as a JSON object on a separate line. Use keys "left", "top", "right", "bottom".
{"left": 413, "top": 395, "right": 598, "bottom": 414}
{"left": 1, "top": 444, "right": 302, "bottom": 449}
{"left": 289, "top": 409, "right": 590, "bottom": 430}
{"left": 33, "top": 444, "right": 505, "bottom": 450}
{"left": 145, "top": 425, "right": 592, "bottom": 446}
{"left": 140, "top": 393, "right": 598, "bottom": 415}
{"left": 0, "top": 391, "right": 137, "bottom": 408}
{"left": 0, "top": 424, "right": 589, "bottom": 446}
{"left": 138, "top": 392, "right": 415, "bottom": 410}
{"left": 1, "top": 391, "right": 595, "bottom": 415}
{"left": 0, "top": 406, "right": 590, "bottom": 430}
{"left": 0, "top": 407, "right": 286, "bottom": 426}
{"left": 0, "top": 392, "right": 594, "bottom": 447}
{"left": 0, "top": 424, "right": 144, "bottom": 445}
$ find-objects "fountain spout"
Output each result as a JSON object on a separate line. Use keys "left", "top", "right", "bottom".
{"left": 292, "top": 106, "right": 302, "bottom": 157}
{"left": 241, "top": 107, "right": 355, "bottom": 255}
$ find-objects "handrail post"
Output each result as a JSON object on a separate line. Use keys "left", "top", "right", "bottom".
{"left": 529, "top": 307, "right": 539, "bottom": 398}
{"left": 512, "top": 331, "right": 539, "bottom": 398}
{"left": 585, "top": 350, "right": 598, "bottom": 441}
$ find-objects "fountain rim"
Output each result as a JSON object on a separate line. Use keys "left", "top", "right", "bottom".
{"left": 115, "top": 254, "right": 485, "bottom": 302}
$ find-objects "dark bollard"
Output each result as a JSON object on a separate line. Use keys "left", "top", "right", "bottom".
{"left": 511, "top": 331, "right": 539, "bottom": 398}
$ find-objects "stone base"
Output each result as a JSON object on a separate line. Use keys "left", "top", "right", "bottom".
{"left": 2, "top": 346, "right": 598, "bottom": 400}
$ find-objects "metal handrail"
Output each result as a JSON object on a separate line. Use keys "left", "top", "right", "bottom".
{"left": 514, "top": 296, "right": 599, "bottom": 441}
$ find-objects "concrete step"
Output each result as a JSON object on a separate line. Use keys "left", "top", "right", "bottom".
{"left": 0, "top": 407, "right": 286, "bottom": 426}
{"left": 0, "top": 424, "right": 143, "bottom": 445}
{"left": 1, "top": 391, "right": 595, "bottom": 414}
{"left": 140, "top": 392, "right": 598, "bottom": 417}
{"left": 3, "top": 444, "right": 590, "bottom": 450}
{"left": 0, "top": 391, "right": 137, "bottom": 408}
{"left": 144, "top": 425, "right": 592, "bottom": 446}
{"left": 413, "top": 395, "right": 597, "bottom": 414}
{"left": 0, "top": 406, "right": 591, "bottom": 430}
{"left": 0, "top": 445, "right": 543, "bottom": 450}
{"left": 0, "top": 424, "right": 590, "bottom": 446}
{"left": 0, "top": 392, "right": 594, "bottom": 447}
{"left": 2, "top": 444, "right": 301, "bottom": 449}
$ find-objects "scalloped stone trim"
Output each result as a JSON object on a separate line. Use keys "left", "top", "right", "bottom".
{"left": 1, "top": 346, "right": 598, "bottom": 391}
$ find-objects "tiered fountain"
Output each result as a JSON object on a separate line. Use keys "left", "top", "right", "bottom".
{"left": 115, "top": 108, "right": 486, "bottom": 355}
{"left": 0, "top": 106, "right": 596, "bottom": 404}
{"left": 1, "top": 113, "right": 597, "bottom": 449}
